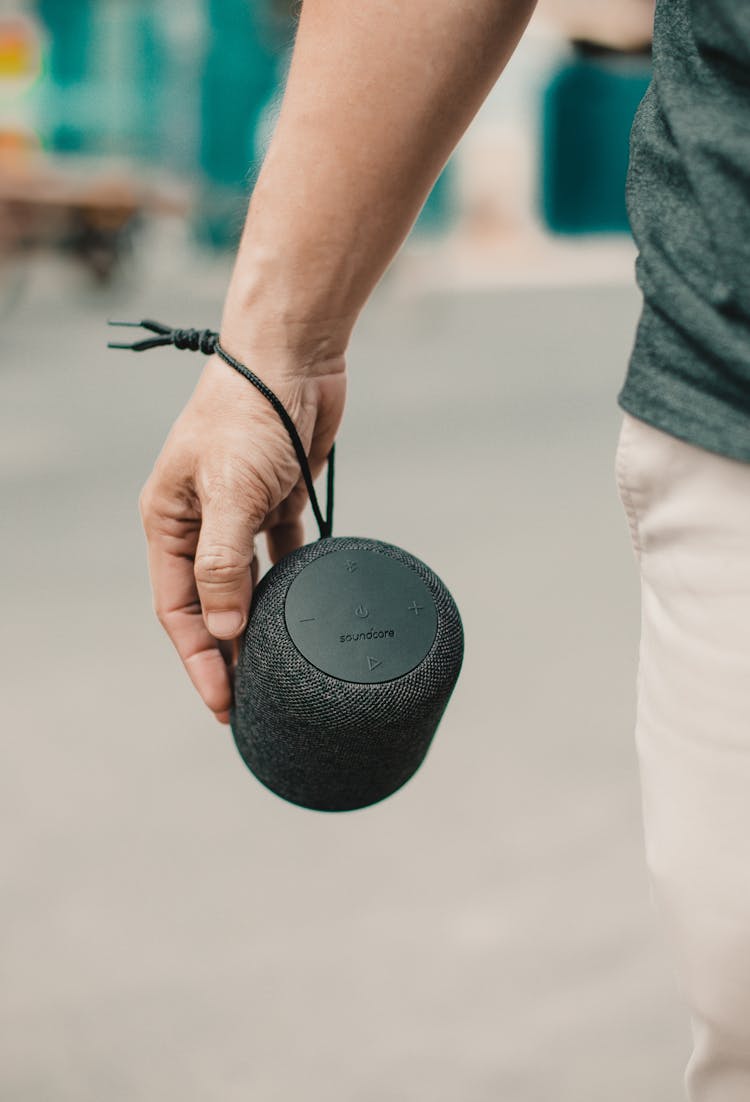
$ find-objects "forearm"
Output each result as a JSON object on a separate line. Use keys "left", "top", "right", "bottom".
{"left": 221, "top": 0, "right": 537, "bottom": 369}
{"left": 143, "top": 0, "right": 538, "bottom": 717}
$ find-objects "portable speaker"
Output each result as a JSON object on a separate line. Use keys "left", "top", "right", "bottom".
{"left": 231, "top": 535, "right": 464, "bottom": 811}
{"left": 109, "top": 320, "right": 465, "bottom": 811}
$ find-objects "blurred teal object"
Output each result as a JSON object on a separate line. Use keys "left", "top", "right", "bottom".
{"left": 34, "top": 0, "right": 167, "bottom": 159}
{"left": 541, "top": 45, "right": 652, "bottom": 234}
{"left": 414, "top": 162, "right": 454, "bottom": 235}
{"left": 196, "top": 0, "right": 281, "bottom": 248}
{"left": 35, "top": 0, "right": 93, "bottom": 152}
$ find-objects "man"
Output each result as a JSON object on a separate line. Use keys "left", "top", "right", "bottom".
{"left": 138, "top": 3, "right": 750, "bottom": 1098}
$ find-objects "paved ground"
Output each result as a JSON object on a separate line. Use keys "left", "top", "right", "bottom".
{"left": 1, "top": 230, "right": 690, "bottom": 1101}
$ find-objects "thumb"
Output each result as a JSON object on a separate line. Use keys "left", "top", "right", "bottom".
{"left": 194, "top": 493, "right": 262, "bottom": 640}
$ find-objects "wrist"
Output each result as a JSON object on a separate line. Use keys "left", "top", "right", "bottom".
{"left": 220, "top": 242, "right": 355, "bottom": 382}
{"left": 220, "top": 290, "right": 350, "bottom": 384}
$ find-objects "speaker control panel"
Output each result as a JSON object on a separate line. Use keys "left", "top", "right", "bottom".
{"left": 284, "top": 548, "right": 438, "bottom": 684}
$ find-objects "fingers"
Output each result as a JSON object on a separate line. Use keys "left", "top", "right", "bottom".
{"left": 142, "top": 445, "right": 277, "bottom": 723}
{"left": 266, "top": 517, "right": 306, "bottom": 564}
{"left": 194, "top": 489, "right": 265, "bottom": 640}
{"left": 141, "top": 495, "right": 235, "bottom": 721}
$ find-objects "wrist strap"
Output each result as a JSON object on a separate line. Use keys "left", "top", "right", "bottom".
{"left": 108, "top": 319, "right": 334, "bottom": 540}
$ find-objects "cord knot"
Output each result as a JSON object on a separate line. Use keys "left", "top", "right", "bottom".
{"left": 107, "top": 319, "right": 219, "bottom": 354}
{"left": 172, "top": 328, "right": 217, "bottom": 355}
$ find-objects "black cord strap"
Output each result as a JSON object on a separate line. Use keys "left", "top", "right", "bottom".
{"left": 108, "top": 319, "right": 334, "bottom": 540}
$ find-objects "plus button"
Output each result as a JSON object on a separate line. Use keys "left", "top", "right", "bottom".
{"left": 407, "top": 600, "right": 424, "bottom": 615}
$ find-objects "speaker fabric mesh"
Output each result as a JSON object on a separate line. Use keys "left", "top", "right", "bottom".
{"left": 230, "top": 536, "right": 464, "bottom": 812}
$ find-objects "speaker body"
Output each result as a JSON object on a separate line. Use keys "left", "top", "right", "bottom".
{"left": 230, "top": 536, "right": 464, "bottom": 812}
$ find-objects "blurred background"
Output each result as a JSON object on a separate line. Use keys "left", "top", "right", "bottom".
{"left": 1, "top": 2, "right": 691, "bottom": 1100}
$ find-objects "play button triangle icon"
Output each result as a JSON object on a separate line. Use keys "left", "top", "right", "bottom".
{"left": 367, "top": 656, "right": 382, "bottom": 672}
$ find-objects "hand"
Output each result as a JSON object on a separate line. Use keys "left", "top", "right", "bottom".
{"left": 139, "top": 347, "right": 346, "bottom": 724}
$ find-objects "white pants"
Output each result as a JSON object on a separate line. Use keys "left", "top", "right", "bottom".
{"left": 615, "top": 411, "right": 750, "bottom": 1102}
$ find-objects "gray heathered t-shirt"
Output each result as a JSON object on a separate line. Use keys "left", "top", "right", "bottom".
{"left": 617, "top": 0, "right": 750, "bottom": 461}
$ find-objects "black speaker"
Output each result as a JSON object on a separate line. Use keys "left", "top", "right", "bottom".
{"left": 230, "top": 536, "right": 464, "bottom": 811}
{"left": 109, "top": 321, "right": 465, "bottom": 812}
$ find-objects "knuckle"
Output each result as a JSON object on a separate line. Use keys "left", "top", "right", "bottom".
{"left": 153, "top": 603, "right": 171, "bottom": 630}
{"left": 138, "top": 483, "right": 155, "bottom": 526}
{"left": 194, "top": 545, "right": 248, "bottom": 587}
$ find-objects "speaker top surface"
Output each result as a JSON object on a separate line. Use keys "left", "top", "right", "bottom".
{"left": 284, "top": 547, "right": 438, "bottom": 684}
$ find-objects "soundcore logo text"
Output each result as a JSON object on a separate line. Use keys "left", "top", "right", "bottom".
{"left": 340, "top": 628, "right": 395, "bottom": 643}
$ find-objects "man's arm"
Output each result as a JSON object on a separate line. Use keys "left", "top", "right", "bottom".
{"left": 140, "top": 0, "right": 537, "bottom": 723}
